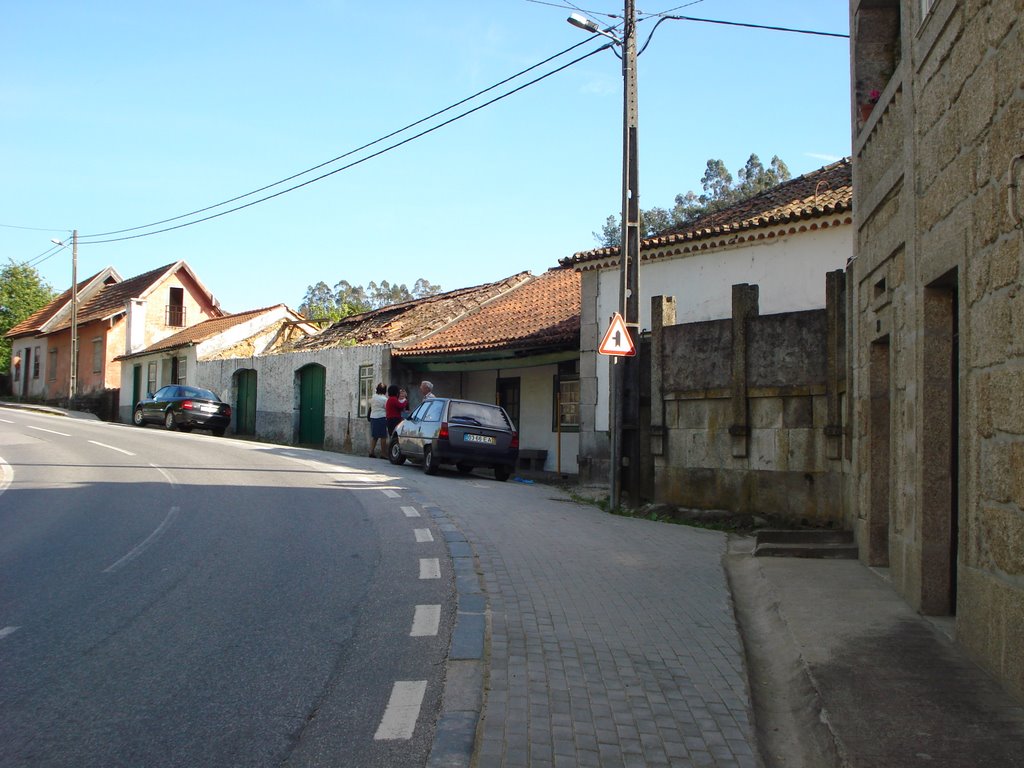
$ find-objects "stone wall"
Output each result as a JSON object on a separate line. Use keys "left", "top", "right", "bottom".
{"left": 650, "top": 276, "right": 848, "bottom": 524}
{"left": 850, "top": 0, "right": 1024, "bottom": 701}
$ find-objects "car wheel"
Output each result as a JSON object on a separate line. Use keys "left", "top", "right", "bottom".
{"left": 389, "top": 438, "right": 406, "bottom": 465}
{"left": 423, "top": 445, "right": 439, "bottom": 475}
{"left": 164, "top": 411, "right": 176, "bottom": 431}
{"left": 456, "top": 463, "right": 473, "bottom": 475}
{"left": 132, "top": 408, "right": 145, "bottom": 426}
{"left": 212, "top": 427, "right": 225, "bottom": 437}
{"left": 494, "top": 466, "right": 511, "bottom": 482}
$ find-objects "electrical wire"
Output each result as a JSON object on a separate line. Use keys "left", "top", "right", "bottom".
{"left": 0, "top": 223, "right": 69, "bottom": 233}
{"left": 77, "top": 43, "right": 614, "bottom": 246}
{"left": 80, "top": 36, "right": 604, "bottom": 240}
{"left": 651, "top": 15, "right": 849, "bottom": 40}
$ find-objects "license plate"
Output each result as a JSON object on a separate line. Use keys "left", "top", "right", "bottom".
{"left": 200, "top": 404, "right": 218, "bottom": 413}
{"left": 464, "top": 433, "right": 495, "bottom": 445}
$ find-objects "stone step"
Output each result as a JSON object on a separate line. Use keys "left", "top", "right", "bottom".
{"left": 753, "top": 541, "right": 860, "bottom": 559}
{"left": 753, "top": 529, "right": 858, "bottom": 559}
{"left": 755, "top": 529, "right": 854, "bottom": 545}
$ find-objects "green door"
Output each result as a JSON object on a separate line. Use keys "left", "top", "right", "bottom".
{"left": 298, "top": 364, "right": 326, "bottom": 446}
{"left": 235, "top": 369, "right": 257, "bottom": 436}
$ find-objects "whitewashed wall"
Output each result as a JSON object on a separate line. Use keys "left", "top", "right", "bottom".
{"left": 460, "top": 365, "right": 579, "bottom": 474}
{"left": 197, "top": 345, "right": 391, "bottom": 451}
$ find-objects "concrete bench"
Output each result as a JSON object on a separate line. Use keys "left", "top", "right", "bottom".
{"left": 518, "top": 449, "right": 548, "bottom": 472}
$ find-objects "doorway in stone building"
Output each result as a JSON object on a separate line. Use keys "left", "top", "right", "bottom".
{"left": 922, "top": 273, "right": 960, "bottom": 615}
{"left": 868, "top": 336, "right": 891, "bottom": 567}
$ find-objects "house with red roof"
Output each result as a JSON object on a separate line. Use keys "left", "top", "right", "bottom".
{"left": 561, "top": 158, "right": 853, "bottom": 501}
{"left": 392, "top": 266, "right": 581, "bottom": 472}
{"left": 196, "top": 272, "right": 542, "bottom": 451}
{"left": 5, "top": 261, "right": 224, "bottom": 410}
{"left": 194, "top": 268, "right": 581, "bottom": 472}
{"left": 114, "top": 304, "right": 316, "bottom": 425}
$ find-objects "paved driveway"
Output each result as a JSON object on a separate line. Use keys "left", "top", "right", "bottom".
{"left": 415, "top": 477, "right": 759, "bottom": 768}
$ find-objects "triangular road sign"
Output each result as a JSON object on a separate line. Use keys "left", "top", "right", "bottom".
{"left": 598, "top": 312, "right": 636, "bottom": 357}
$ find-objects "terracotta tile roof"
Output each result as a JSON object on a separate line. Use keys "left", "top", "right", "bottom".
{"left": 118, "top": 306, "right": 291, "bottom": 358}
{"left": 4, "top": 271, "right": 106, "bottom": 338}
{"left": 72, "top": 263, "right": 180, "bottom": 326}
{"left": 7, "top": 261, "right": 224, "bottom": 338}
{"left": 394, "top": 267, "right": 580, "bottom": 357}
{"left": 291, "top": 272, "right": 533, "bottom": 351}
{"left": 563, "top": 158, "right": 852, "bottom": 270}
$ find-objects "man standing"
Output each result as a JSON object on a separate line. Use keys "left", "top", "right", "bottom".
{"left": 419, "top": 380, "right": 436, "bottom": 399}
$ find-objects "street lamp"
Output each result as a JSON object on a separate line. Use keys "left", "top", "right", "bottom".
{"left": 50, "top": 230, "right": 78, "bottom": 402}
{"left": 568, "top": 2, "right": 642, "bottom": 509}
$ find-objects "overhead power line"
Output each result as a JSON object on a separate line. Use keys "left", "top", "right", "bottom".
{"left": 79, "top": 35, "right": 606, "bottom": 241}
{"left": 77, "top": 42, "right": 613, "bottom": 245}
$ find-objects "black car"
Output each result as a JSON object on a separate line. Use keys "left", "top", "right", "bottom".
{"left": 388, "top": 397, "right": 519, "bottom": 481}
{"left": 133, "top": 385, "right": 232, "bottom": 435}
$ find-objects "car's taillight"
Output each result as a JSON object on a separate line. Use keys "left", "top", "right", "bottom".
{"left": 438, "top": 422, "right": 449, "bottom": 440}
{"left": 181, "top": 400, "right": 194, "bottom": 410}
{"left": 511, "top": 431, "right": 519, "bottom": 449}
{"left": 224, "top": 405, "right": 232, "bottom": 417}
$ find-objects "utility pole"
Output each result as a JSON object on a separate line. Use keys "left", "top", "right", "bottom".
{"left": 70, "top": 229, "right": 78, "bottom": 402}
{"left": 615, "top": 0, "right": 642, "bottom": 509}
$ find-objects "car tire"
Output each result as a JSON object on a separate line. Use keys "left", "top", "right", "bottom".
{"left": 389, "top": 439, "right": 406, "bottom": 465}
{"left": 494, "top": 466, "right": 511, "bottom": 482}
{"left": 456, "top": 463, "right": 473, "bottom": 475}
{"left": 132, "top": 408, "right": 145, "bottom": 426}
{"left": 164, "top": 411, "right": 176, "bottom": 431}
{"left": 423, "top": 445, "right": 439, "bottom": 475}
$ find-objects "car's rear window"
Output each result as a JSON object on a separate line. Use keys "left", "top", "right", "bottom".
{"left": 448, "top": 402, "right": 511, "bottom": 429}
{"left": 183, "top": 387, "right": 219, "bottom": 401}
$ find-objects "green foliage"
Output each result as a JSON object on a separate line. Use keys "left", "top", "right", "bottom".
{"left": 0, "top": 261, "right": 55, "bottom": 373}
{"left": 298, "top": 277, "right": 442, "bottom": 321}
{"left": 594, "top": 153, "right": 792, "bottom": 247}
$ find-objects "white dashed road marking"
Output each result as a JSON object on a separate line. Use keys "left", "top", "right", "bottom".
{"left": 410, "top": 605, "right": 441, "bottom": 637}
{"left": 0, "top": 626, "right": 19, "bottom": 640}
{"left": 28, "top": 426, "right": 71, "bottom": 437}
{"left": 0, "top": 457, "right": 12, "bottom": 497}
{"left": 419, "top": 558, "right": 441, "bottom": 580}
{"left": 402, "top": 506, "right": 420, "bottom": 518}
{"left": 88, "top": 440, "right": 135, "bottom": 456}
{"left": 381, "top": 489, "right": 401, "bottom": 498}
{"left": 374, "top": 681, "right": 427, "bottom": 740}
{"left": 0, "top": 418, "right": 14, "bottom": 424}
{"left": 414, "top": 528, "right": 433, "bottom": 543}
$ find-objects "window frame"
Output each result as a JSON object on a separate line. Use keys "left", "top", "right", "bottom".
{"left": 552, "top": 360, "right": 580, "bottom": 433}
{"left": 92, "top": 338, "right": 103, "bottom": 374}
{"left": 48, "top": 348, "right": 58, "bottom": 381}
{"left": 147, "top": 361, "right": 158, "bottom": 395}
{"left": 32, "top": 346, "right": 41, "bottom": 379}
{"left": 357, "top": 364, "right": 374, "bottom": 417}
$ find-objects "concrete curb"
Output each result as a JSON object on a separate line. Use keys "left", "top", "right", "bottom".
{"left": 425, "top": 503, "right": 487, "bottom": 768}
{"left": 724, "top": 545, "right": 844, "bottom": 768}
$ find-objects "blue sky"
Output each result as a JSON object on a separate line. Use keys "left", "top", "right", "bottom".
{"left": 2, "top": 1, "right": 851, "bottom": 313}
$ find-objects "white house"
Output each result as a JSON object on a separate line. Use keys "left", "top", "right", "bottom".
{"left": 561, "top": 158, "right": 854, "bottom": 485}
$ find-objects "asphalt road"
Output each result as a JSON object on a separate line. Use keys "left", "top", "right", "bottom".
{"left": 0, "top": 410, "right": 455, "bottom": 768}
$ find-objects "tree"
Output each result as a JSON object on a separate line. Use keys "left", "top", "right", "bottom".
{"left": 593, "top": 153, "right": 793, "bottom": 245}
{"left": 298, "top": 277, "right": 442, "bottom": 320}
{"left": 0, "top": 261, "right": 55, "bottom": 373}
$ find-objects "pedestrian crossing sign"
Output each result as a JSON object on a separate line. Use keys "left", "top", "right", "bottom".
{"left": 598, "top": 312, "right": 636, "bottom": 357}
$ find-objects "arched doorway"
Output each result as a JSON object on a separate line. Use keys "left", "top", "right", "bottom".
{"left": 297, "top": 364, "right": 326, "bottom": 446}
